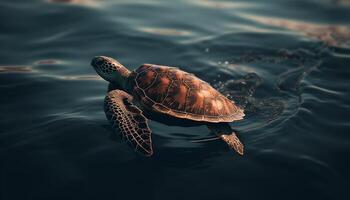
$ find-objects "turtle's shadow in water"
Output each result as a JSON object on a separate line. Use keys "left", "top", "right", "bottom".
{"left": 151, "top": 134, "right": 239, "bottom": 168}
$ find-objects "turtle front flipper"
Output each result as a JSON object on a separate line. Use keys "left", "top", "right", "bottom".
{"left": 104, "top": 90, "right": 153, "bottom": 156}
{"left": 207, "top": 123, "right": 244, "bottom": 156}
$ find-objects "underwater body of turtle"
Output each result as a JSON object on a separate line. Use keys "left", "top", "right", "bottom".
{"left": 91, "top": 56, "right": 245, "bottom": 156}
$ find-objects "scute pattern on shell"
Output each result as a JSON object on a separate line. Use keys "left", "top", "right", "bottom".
{"left": 130, "top": 64, "right": 245, "bottom": 123}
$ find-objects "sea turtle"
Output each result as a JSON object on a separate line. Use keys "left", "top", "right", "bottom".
{"left": 91, "top": 56, "right": 245, "bottom": 156}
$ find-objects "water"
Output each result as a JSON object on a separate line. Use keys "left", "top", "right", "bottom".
{"left": 1, "top": 0, "right": 350, "bottom": 199}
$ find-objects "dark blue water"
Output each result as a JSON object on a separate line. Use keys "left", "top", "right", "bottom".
{"left": 1, "top": 0, "right": 350, "bottom": 199}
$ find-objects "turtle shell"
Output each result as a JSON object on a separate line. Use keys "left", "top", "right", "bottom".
{"left": 128, "top": 64, "right": 244, "bottom": 123}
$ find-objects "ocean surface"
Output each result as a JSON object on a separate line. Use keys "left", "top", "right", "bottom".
{"left": 1, "top": 0, "right": 350, "bottom": 199}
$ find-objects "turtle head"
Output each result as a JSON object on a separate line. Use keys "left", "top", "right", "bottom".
{"left": 91, "top": 56, "right": 131, "bottom": 87}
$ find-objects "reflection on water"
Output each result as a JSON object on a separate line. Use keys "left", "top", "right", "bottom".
{"left": 333, "top": 0, "right": 350, "bottom": 6}
{"left": 47, "top": 0, "right": 97, "bottom": 6}
{"left": 191, "top": 0, "right": 254, "bottom": 9}
{"left": 0, "top": 66, "right": 32, "bottom": 73}
{"left": 138, "top": 27, "right": 192, "bottom": 36}
{"left": 59, "top": 75, "right": 101, "bottom": 80}
{"left": 241, "top": 14, "right": 350, "bottom": 48}
{"left": 34, "top": 59, "right": 60, "bottom": 65}
{"left": 1, "top": 0, "right": 350, "bottom": 200}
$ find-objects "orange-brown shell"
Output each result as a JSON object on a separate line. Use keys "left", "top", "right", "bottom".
{"left": 128, "top": 64, "right": 244, "bottom": 123}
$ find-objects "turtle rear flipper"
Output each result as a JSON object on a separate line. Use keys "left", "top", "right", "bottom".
{"left": 220, "top": 134, "right": 244, "bottom": 155}
{"left": 104, "top": 90, "right": 153, "bottom": 156}
{"left": 207, "top": 123, "right": 244, "bottom": 156}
